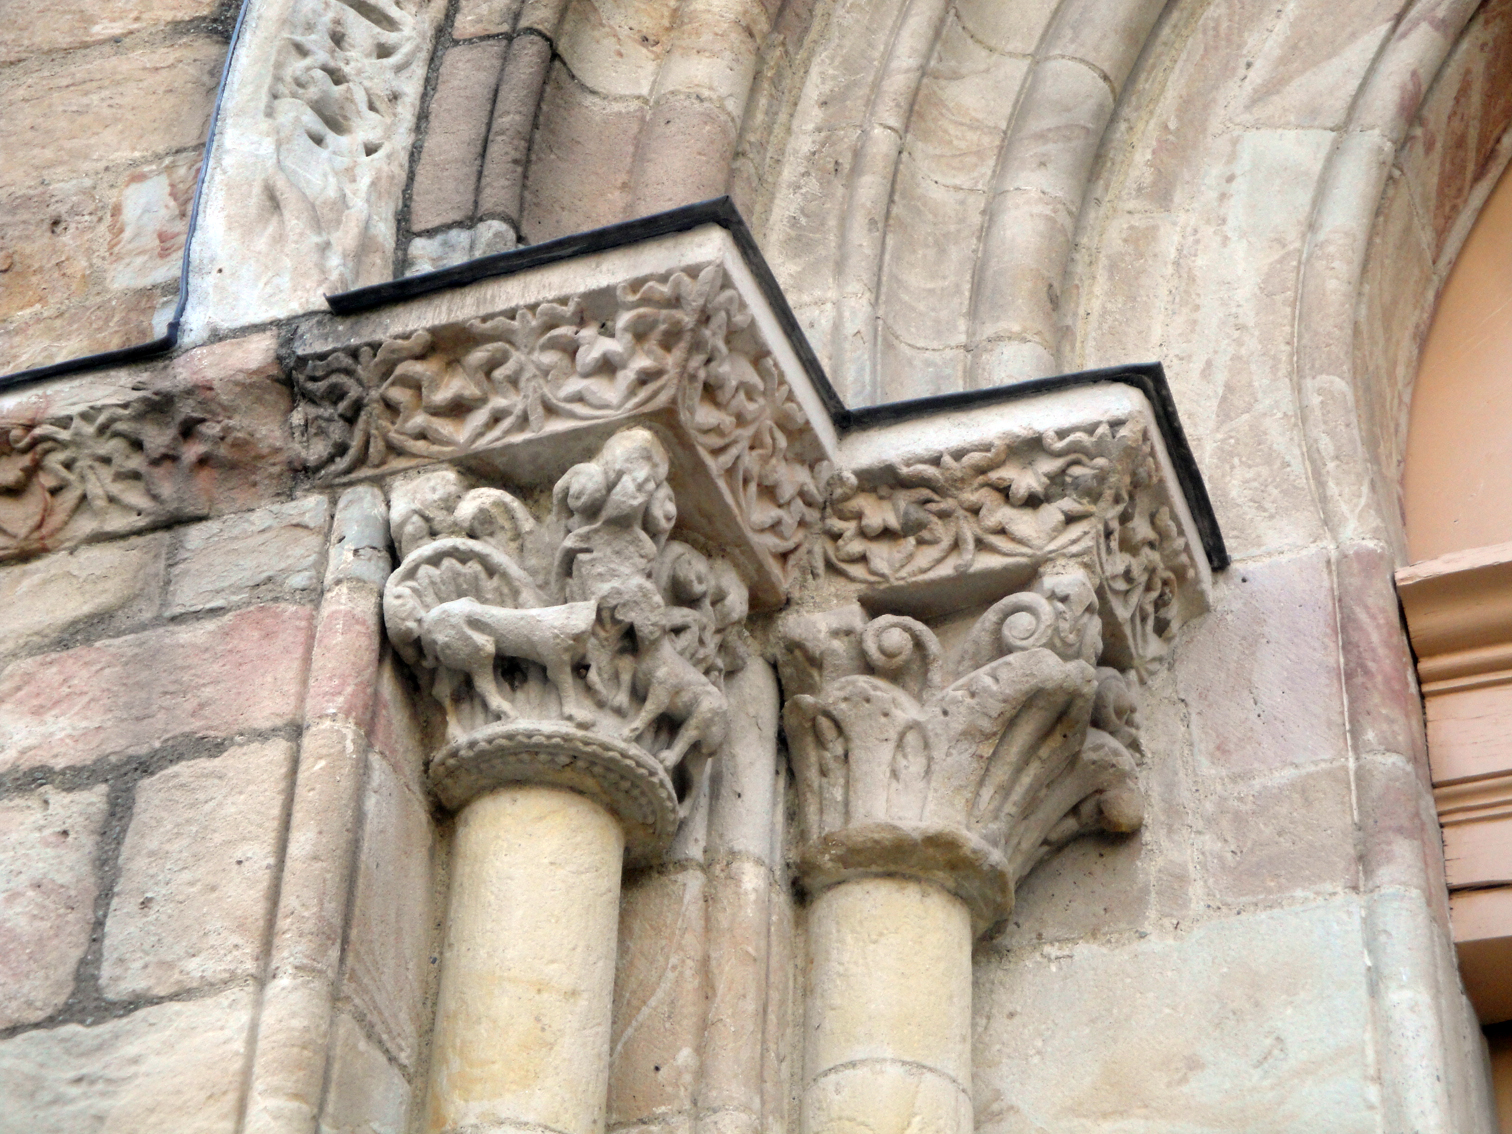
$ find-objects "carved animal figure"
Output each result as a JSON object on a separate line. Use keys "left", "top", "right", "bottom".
{"left": 619, "top": 603, "right": 729, "bottom": 787}
{"left": 418, "top": 597, "right": 597, "bottom": 736}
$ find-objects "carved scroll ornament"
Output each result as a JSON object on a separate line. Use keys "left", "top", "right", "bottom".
{"left": 779, "top": 567, "right": 1146, "bottom": 935}
{"left": 821, "top": 417, "right": 1199, "bottom": 673}
{"left": 0, "top": 392, "right": 261, "bottom": 561}
{"left": 292, "top": 264, "right": 831, "bottom": 592}
{"left": 382, "top": 427, "right": 750, "bottom": 863}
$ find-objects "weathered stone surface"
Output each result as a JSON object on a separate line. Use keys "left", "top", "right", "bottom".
{"left": 0, "top": 786, "right": 109, "bottom": 1029}
{"left": 519, "top": 64, "right": 639, "bottom": 242}
{"left": 1195, "top": 762, "right": 1357, "bottom": 905}
{"left": 0, "top": 987, "right": 254, "bottom": 1133}
{"left": 106, "top": 150, "right": 201, "bottom": 290}
{"left": 0, "top": 332, "right": 292, "bottom": 561}
{"left": 454, "top": 0, "right": 524, "bottom": 39}
{"left": 0, "top": 288, "right": 163, "bottom": 375}
{"left": 0, "top": 0, "right": 219, "bottom": 64}
{"left": 1177, "top": 548, "right": 1348, "bottom": 775}
{"left": 0, "top": 533, "right": 165, "bottom": 657}
{"left": 610, "top": 866, "right": 708, "bottom": 1126}
{"left": 0, "top": 37, "right": 222, "bottom": 195}
{"left": 100, "top": 739, "right": 295, "bottom": 999}
{"left": 319, "top": 1010, "right": 412, "bottom": 1134}
{"left": 409, "top": 40, "right": 508, "bottom": 233}
{"left": 167, "top": 497, "right": 330, "bottom": 617}
{"left": 0, "top": 181, "right": 98, "bottom": 322}
{"left": 0, "top": 604, "right": 314, "bottom": 773}
{"left": 973, "top": 900, "right": 1378, "bottom": 1132}
{"left": 342, "top": 750, "right": 435, "bottom": 1071}
{"left": 371, "top": 654, "right": 429, "bottom": 799}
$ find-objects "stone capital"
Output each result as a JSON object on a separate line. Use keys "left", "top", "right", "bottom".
{"left": 779, "top": 382, "right": 1214, "bottom": 933}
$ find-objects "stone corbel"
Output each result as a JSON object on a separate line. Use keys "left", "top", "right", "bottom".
{"left": 778, "top": 385, "right": 1213, "bottom": 1134}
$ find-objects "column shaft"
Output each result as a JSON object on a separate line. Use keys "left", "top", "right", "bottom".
{"left": 802, "top": 877, "right": 974, "bottom": 1134}
{"left": 427, "top": 785, "right": 626, "bottom": 1134}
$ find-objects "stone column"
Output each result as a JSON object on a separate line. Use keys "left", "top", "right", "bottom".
{"left": 779, "top": 572, "right": 1148, "bottom": 1134}
{"left": 381, "top": 428, "right": 753, "bottom": 1134}
{"left": 803, "top": 877, "right": 974, "bottom": 1134}
{"left": 426, "top": 785, "right": 625, "bottom": 1134}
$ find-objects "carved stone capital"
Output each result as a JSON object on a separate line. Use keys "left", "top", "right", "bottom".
{"left": 780, "top": 383, "right": 1212, "bottom": 933}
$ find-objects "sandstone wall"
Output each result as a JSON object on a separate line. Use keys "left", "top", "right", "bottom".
{"left": 0, "top": 0, "right": 237, "bottom": 373}
{"left": 1, "top": 0, "right": 1510, "bottom": 1131}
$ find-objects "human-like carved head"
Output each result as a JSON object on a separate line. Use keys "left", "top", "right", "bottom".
{"left": 389, "top": 467, "right": 467, "bottom": 559}
{"left": 1035, "top": 566, "right": 1101, "bottom": 666}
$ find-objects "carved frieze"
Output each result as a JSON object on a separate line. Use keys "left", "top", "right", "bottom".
{"left": 0, "top": 390, "right": 275, "bottom": 562}
{"left": 823, "top": 398, "right": 1208, "bottom": 675}
{"left": 292, "top": 262, "right": 834, "bottom": 604}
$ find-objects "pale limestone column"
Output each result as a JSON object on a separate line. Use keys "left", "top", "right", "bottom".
{"left": 802, "top": 878, "right": 974, "bottom": 1134}
{"left": 426, "top": 786, "right": 625, "bottom": 1134}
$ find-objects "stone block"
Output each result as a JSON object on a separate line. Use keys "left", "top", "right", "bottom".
{"left": 1195, "top": 762, "right": 1357, "bottom": 905}
{"left": 879, "top": 149, "right": 984, "bottom": 349}
{"left": 405, "top": 227, "right": 475, "bottom": 275}
{"left": 1176, "top": 547, "right": 1349, "bottom": 775}
{"left": 158, "top": 332, "right": 294, "bottom": 510}
{"left": 554, "top": 0, "right": 673, "bottom": 99}
{"left": 342, "top": 751, "right": 436, "bottom": 1072}
{"left": 630, "top": 94, "right": 738, "bottom": 212}
{"left": 1003, "top": 829, "right": 1151, "bottom": 948}
{"left": 0, "top": 603, "right": 314, "bottom": 773}
{"left": 1231, "top": 0, "right": 1397, "bottom": 130}
{"left": 0, "top": 533, "right": 165, "bottom": 657}
{"left": 904, "top": 21, "right": 1026, "bottom": 193}
{"left": 610, "top": 866, "right": 708, "bottom": 1125}
{"left": 319, "top": 1010, "right": 412, "bottom": 1134}
{"left": 0, "top": 288, "right": 163, "bottom": 375}
{"left": 0, "top": 786, "right": 109, "bottom": 1030}
{"left": 100, "top": 739, "right": 295, "bottom": 999}
{"left": 0, "top": 36, "right": 222, "bottom": 195}
{"left": 1335, "top": 540, "right": 1426, "bottom": 760}
{"left": 371, "top": 654, "right": 430, "bottom": 799}
{"left": 409, "top": 41, "right": 508, "bottom": 233}
{"left": 0, "top": 987, "right": 254, "bottom": 1133}
{"left": 0, "top": 180, "right": 98, "bottom": 322}
{"left": 1157, "top": 126, "right": 1335, "bottom": 555}
{"left": 519, "top": 64, "right": 640, "bottom": 243}
{"left": 0, "top": 0, "right": 219, "bottom": 64}
{"left": 973, "top": 899, "right": 1377, "bottom": 1132}
{"left": 950, "top": 0, "right": 1053, "bottom": 55}
{"left": 477, "top": 34, "right": 554, "bottom": 221}
{"left": 454, "top": 0, "right": 525, "bottom": 38}
{"left": 106, "top": 150, "right": 202, "bottom": 290}
{"left": 167, "top": 497, "right": 330, "bottom": 617}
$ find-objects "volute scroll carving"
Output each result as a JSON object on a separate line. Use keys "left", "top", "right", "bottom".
{"left": 382, "top": 427, "right": 750, "bottom": 863}
{"left": 779, "top": 562, "right": 1148, "bottom": 935}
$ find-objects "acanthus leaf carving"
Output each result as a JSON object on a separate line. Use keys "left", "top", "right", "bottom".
{"left": 778, "top": 564, "right": 1146, "bottom": 935}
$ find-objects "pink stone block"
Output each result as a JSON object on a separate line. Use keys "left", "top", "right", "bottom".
{"left": 0, "top": 604, "right": 314, "bottom": 773}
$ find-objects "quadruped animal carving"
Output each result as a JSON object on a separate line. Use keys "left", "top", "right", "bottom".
{"left": 382, "top": 427, "right": 746, "bottom": 802}
{"left": 418, "top": 597, "right": 598, "bottom": 735}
